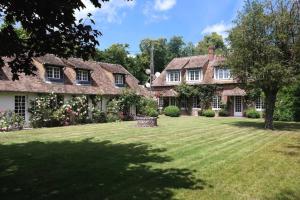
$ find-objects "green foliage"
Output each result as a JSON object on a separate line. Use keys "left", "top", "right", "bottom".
{"left": 274, "top": 85, "right": 297, "bottom": 121}
{"left": 137, "top": 97, "right": 158, "bottom": 116}
{"left": 198, "top": 110, "right": 204, "bottom": 116}
{"left": 0, "top": 110, "right": 25, "bottom": 131}
{"left": 92, "top": 110, "right": 107, "bottom": 123}
{"left": 164, "top": 106, "right": 181, "bottom": 117}
{"left": 29, "top": 93, "right": 64, "bottom": 128}
{"left": 203, "top": 109, "right": 215, "bottom": 117}
{"left": 146, "top": 108, "right": 159, "bottom": 118}
{"left": 0, "top": 0, "right": 101, "bottom": 80}
{"left": 245, "top": 109, "right": 261, "bottom": 119}
{"left": 196, "top": 32, "right": 225, "bottom": 55}
{"left": 227, "top": 0, "right": 300, "bottom": 128}
{"left": 107, "top": 113, "right": 120, "bottom": 123}
{"left": 119, "top": 89, "right": 141, "bottom": 112}
{"left": 107, "top": 99, "right": 121, "bottom": 115}
{"left": 219, "top": 109, "right": 229, "bottom": 117}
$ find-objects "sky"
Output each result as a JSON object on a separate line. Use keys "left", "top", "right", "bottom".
{"left": 75, "top": 0, "right": 245, "bottom": 54}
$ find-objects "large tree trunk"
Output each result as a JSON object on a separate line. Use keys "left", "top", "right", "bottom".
{"left": 264, "top": 90, "right": 278, "bottom": 130}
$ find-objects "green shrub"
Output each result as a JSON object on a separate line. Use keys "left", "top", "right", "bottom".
{"left": 198, "top": 110, "right": 204, "bottom": 116}
{"left": 218, "top": 109, "right": 229, "bottom": 117}
{"left": 245, "top": 108, "right": 260, "bottom": 118}
{"left": 92, "top": 110, "right": 107, "bottom": 123}
{"left": 0, "top": 111, "right": 25, "bottom": 131}
{"left": 146, "top": 108, "right": 159, "bottom": 117}
{"left": 164, "top": 106, "right": 180, "bottom": 117}
{"left": 137, "top": 97, "right": 158, "bottom": 116}
{"left": 203, "top": 109, "right": 215, "bottom": 117}
{"left": 107, "top": 113, "right": 120, "bottom": 122}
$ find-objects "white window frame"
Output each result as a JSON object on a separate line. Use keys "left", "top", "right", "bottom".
{"left": 186, "top": 69, "right": 202, "bottom": 82}
{"left": 46, "top": 66, "right": 61, "bottom": 79}
{"left": 255, "top": 97, "right": 265, "bottom": 111}
{"left": 77, "top": 70, "right": 89, "bottom": 82}
{"left": 212, "top": 96, "right": 221, "bottom": 110}
{"left": 166, "top": 71, "right": 181, "bottom": 83}
{"left": 115, "top": 74, "right": 124, "bottom": 85}
{"left": 15, "top": 96, "right": 26, "bottom": 119}
{"left": 214, "top": 67, "right": 231, "bottom": 80}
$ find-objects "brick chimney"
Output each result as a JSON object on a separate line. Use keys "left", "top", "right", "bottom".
{"left": 208, "top": 46, "right": 215, "bottom": 61}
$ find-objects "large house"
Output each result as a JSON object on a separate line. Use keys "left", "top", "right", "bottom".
{"left": 0, "top": 54, "right": 147, "bottom": 124}
{"left": 152, "top": 47, "right": 265, "bottom": 116}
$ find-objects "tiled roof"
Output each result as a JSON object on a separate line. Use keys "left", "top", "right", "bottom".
{"left": 64, "top": 58, "right": 94, "bottom": 70}
{"left": 184, "top": 55, "right": 209, "bottom": 69}
{"left": 0, "top": 55, "right": 148, "bottom": 96}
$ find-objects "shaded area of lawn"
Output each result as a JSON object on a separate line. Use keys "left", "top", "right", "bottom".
{"left": 0, "top": 139, "right": 206, "bottom": 200}
{"left": 225, "top": 120, "right": 300, "bottom": 131}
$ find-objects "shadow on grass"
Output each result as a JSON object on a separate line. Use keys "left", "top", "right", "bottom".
{"left": 226, "top": 120, "right": 300, "bottom": 132}
{"left": 0, "top": 139, "right": 206, "bottom": 200}
{"left": 266, "top": 189, "right": 300, "bottom": 200}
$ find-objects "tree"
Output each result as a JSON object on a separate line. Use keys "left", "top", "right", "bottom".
{"left": 182, "top": 42, "right": 196, "bottom": 57}
{"left": 0, "top": 0, "right": 112, "bottom": 80}
{"left": 100, "top": 44, "right": 130, "bottom": 67}
{"left": 196, "top": 32, "right": 225, "bottom": 55}
{"left": 167, "top": 36, "right": 186, "bottom": 59}
{"left": 227, "top": 0, "right": 300, "bottom": 129}
{"left": 139, "top": 38, "right": 169, "bottom": 73}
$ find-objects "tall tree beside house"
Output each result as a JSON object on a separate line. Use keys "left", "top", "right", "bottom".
{"left": 196, "top": 32, "right": 226, "bottom": 55}
{"left": 0, "top": 0, "right": 118, "bottom": 80}
{"left": 227, "top": 0, "right": 300, "bottom": 129}
{"left": 167, "top": 36, "right": 186, "bottom": 59}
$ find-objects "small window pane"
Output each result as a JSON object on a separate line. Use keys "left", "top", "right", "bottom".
{"left": 15, "top": 96, "right": 26, "bottom": 119}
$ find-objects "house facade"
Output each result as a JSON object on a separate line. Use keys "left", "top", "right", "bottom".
{"left": 0, "top": 54, "right": 147, "bottom": 124}
{"left": 151, "top": 47, "right": 264, "bottom": 116}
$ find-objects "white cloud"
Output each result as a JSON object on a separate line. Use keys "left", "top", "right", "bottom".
{"left": 201, "top": 21, "right": 233, "bottom": 39}
{"left": 75, "top": 0, "right": 136, "bottom": 23}
{"left": 154, "top": 0, "right": 176, "bottom": 11}
{"left": 143, "top": 0, "right": 176, "bottom": 23}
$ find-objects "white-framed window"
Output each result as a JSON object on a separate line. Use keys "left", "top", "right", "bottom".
{"left": 15, "top": 96, "right": 26, "bottom": 119}
{"left": 212, "top": 96, "right": 221, "bottom": 110}
{"left": 46, "top": 66, "right": 61, "bottom": 79}
{"left": 214, "top": 67, "right": 231, "bottom": 80}
{"left": 187, "top": 69, "right": 202, "bottom": 82}
{"left": 192, "top": 96, "right": 200, "bottom": 108}
{"left": 115, "top": 74, "right": 124, "bottom": 85}
{"left": 166, "top": 71, "right": 180, "bottom": 83}
{"left": 255, "top": 97, "right": 265, "bottom": 111}
{"left": 76, "top": 70, "right": 89, "bottom": 82}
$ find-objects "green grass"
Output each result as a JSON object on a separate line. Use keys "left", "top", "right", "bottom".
{"left": 1, "top": 116, "right": 300, "bottom": 200}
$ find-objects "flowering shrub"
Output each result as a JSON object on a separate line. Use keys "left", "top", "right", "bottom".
{"left": 0, "top": 110, "right": 24, "bottom": 131}
{"left": 106, "top": 99, "right": 121, "bottom": 122}
{"left": 29, "top": 93, "right": 63, "bottom": 128}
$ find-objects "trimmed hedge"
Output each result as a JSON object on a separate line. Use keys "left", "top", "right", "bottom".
{"left": 245, "top": 108, "right": 261, "bottom": 118}
{"left": 164, "top": 106, "right": 181, "bottom": 117}
{"left": 203, "top": 109, "right": 215, "bottom": 117}
{"left": 146, "top": 108, "right": 159, "bottom": 117}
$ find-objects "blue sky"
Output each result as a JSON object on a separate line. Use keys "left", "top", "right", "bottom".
{"left": 76, "top": 0, "right": 245, "bottom": 54}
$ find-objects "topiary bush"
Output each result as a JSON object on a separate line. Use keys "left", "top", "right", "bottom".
{"left": 203, "top": 109, "right": 215, "bottom": 117}
{"left": 164, "top": 106, "right": 181, "bottom": 117}
{"left": 218, "top": 109, "right": 229, "bottom": 117}
{"left": 245, "top": 108, "right": 261, "bottom": 118}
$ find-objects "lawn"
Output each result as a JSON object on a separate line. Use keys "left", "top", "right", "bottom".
{"left": 0, "top": 116, "right": 300, "bottom": 200}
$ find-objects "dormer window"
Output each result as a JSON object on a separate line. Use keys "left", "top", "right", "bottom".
{"left": 115, "top": 74, "right": 125, "bottom": 86}
{"left": 46, "top": 66, "right": 61, "bottom": 79}
{"left": 214, "top": 67, "right": 231, "bottom": 80}
{"left": 187, "top": 69, "right": 202, "bottom": 82}
{"left": 166, "top": 71, "right": 180, "bottom": 83}
{"left": 76, "top": 69, "right": 90, "bottom": 85}
{"left": 45, "top": 65, "right": 64, "bottom": 82}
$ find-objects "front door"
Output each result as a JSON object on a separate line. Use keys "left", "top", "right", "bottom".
{"left": 234, "top": 96, "right": 243, "bottom": 117}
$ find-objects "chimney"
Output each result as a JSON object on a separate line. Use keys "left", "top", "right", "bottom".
{"left": 208, "top": 46, "right": 215, "bottom": 61}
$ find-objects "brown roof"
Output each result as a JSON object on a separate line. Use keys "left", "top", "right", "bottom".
{"left": 154, "top": 89, "right": 178, "bottom": 97}
{"left": 184, "top": 55, "right": 209, "bottom": 69}
{"left": 64, "top": 58, "right": 93, "bottom": 70}
{"left": 35, "top": 54, "right": 65, "bottom": 66}
{"left": 152, "top": 54, "right": 237, "bottom": 87}
{"left": 0, "top": 55, "right": 148, "bottom": 96}
{"left": 222, "top": 87, "right": 246, "bottom": 96}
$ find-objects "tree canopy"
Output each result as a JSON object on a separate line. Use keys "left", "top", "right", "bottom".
{"left": 227, "top": 0, "right": 300, "bottom": 129}
{"left": 196, "top": 32, "right": 226, "bottom": 55}
{"left": 0, "top": 0, "right": 110, "bottom": 79}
